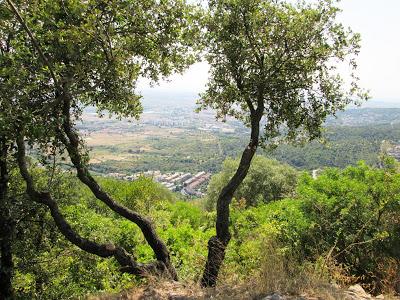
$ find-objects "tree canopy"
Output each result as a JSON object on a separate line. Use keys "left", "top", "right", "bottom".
{"left": 199, "top": 0, "right": 368, "bottom": 146}
{"left": 199, "top": 0, "right": 368, "bottom": 287}
{"left": 1, "top": 0, "right": 199, "bottom": 135}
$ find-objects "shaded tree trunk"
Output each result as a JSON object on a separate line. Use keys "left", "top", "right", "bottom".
{"left": 0, "top": 138, "right": 14, "bottom": 299}
{"left": 57, "top": 92, "right": 177, "bottom": 280}
{"left": 15, "top": 135, "right": 167, "bottom": 278}
{"left": 201, "top": 113, "right": 261, "bottom": 287}
{"left": 6, "top": 0, "right": 177, "bottom": 280}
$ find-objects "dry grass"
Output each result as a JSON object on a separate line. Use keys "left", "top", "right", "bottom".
{"left": 87, "top": 281, "right": 202, "bottom": 300}
{"left": 86, "top": 280, "right": 269, "bottom": 300}
{"left": 255, "top": 240, "right": 348, "bottom": 300}
{"left": 85, "top": 133, "right": 147, "bottom": 147}
{"left": 255, "top": 240, "right": 400, "bottom": 299}
{"left": 375, "top": 258, "right": 400, "bottom": 296}
{"left": 84, "top": 127, "right": 185, "bottom": 147}
{"left": 86, "top": 241, "right": 400, "bottom": 300}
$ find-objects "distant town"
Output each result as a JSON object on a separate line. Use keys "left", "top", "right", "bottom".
{"left": 384, "top": 141, "right": 400, "bottom": 161}
{"left": 106, "top": 170, "right": 212, "bottom": 197}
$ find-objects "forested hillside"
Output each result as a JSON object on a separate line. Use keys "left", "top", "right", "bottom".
{"left": 271, "top": 123, "right": 400, "bottom": 170}
{"left": 1, "top": 0, "right": 399, "bottom": 299}
{"left": 83, "top": 116, "right": 400, "bottom": 175}
{"left": 6, "top": 160, "right": 400, "bottom": 298}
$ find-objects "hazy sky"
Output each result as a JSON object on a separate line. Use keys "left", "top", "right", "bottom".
{"left": 139, "top": 0, "right": 400, "bottom": 103}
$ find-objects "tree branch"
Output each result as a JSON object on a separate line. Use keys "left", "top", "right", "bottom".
{"left": 241, "top": 10, "right": 263, "bottom": 68}
{"left": 15, "top": 134, "right": 165, "bottom": 277}
{"left": 56, "top": 91, "right": 177, "bottom": 280}
{"left": 6, "top": 0, "right": 61, "bottom": 92}
{"left": 201, "top": 108, "right": 262, "bottom": 287}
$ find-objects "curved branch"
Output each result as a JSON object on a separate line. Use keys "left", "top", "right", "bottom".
{"left": 57, "top": 92, "right": 177, "bottom": 280}
{"left": 15, "top": 135, "right": 165, "bottom": 277}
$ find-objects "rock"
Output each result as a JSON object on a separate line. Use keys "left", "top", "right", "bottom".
{"left": 262, "top": 293, "right": 286, "bottom": 300}
{"left": 375, "top": 295, "right": 384, "bottom": 299}
{"left": 345, "top": 284, "right": 372, "bottom": 299}
{"left": 168, "top": 296, "right": 194, "bottom": 300}
{"left": 348, "top": 285, "right": 368, "bottom": 295}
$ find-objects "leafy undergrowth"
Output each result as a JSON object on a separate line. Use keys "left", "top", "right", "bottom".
{"left": 11, "top": 161, "right": 400, "bottom": 299}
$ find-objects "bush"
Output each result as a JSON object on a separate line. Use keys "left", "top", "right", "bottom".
{"left": 296, "top": 162, "right": 400, "bottom": 294}
{"left": 206, "top": 156, "right": 298, "bottom": 210}
{"left": 221, "top": 162, "right": 400, "bottom": 294}
{"left": 12, "top": 162, "right": 400, "bottom": 297}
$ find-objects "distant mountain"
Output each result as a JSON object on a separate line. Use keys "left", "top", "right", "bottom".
{"left": 84, "top": 93, "right": 400, "bottom": 119}
{"left": 327, "top": 107, "right": 400, "bottom": 126}
{"left": 141, "top": 90, "right": 198, "bottom": 109}
{"left": 351, "top": 99, "right": 400, "bottom": 108}
{"left": 140, "top": 91, "right": 400, "bottom": 110}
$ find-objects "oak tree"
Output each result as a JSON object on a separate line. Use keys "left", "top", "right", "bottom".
{"left": 199, "top": 0, "right": 368, "bottom": 287}
{"left": 1, "top": 0, "right": 199, "bottom": 295}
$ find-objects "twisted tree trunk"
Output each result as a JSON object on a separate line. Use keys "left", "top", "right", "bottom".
{"left": 201, "top": 112, "right": 262, "bottom": 287}
{"left": 15, "top": 135, "right": 167, "bottom": 278}
{"left": 57, "top": 91, "right": 177, "bottom": 279}
{"left": 0, "top": 138, "right": 14, "bottom": 299}
{"left": 7, "top": 0, "right": 177, "bottom": 280}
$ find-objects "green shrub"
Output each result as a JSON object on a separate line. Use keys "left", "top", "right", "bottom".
{"left": 296, "top": 162, "right": 400, "bottom": 293}
{"left": 206, "top": 156, "right": 298, "bottom": 210}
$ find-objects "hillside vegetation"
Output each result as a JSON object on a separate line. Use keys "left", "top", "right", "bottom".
{"left": 2, "top": 0, "right": 397, "bottom": 299}
{"left": 8, "top": 158, "right": 400, "bottom": 298}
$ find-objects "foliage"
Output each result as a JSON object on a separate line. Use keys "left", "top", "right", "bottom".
{"left": 297, "top": 162, "right": 400, "bottom": 292}
{"left": 8, "top": 169, "right": 213, "bottom": 298}
{"left": 220, "top": 198, "right": 307, "bottom": 282}
{"left": 88, "top": 176, "right": 177, "bottom": 214}
{"left": 1, "top": 0, "right": 199, "bottom": 124}
{"left": 198, "top": 0, "right": 368, "bottom": 147}
{"left": 207, "top": 161, "right": 400, "bottom": 294}
{"left": 206, "top": 156, "right": 298, "bottom": 210}
{"left": 8, "top": 161, "right": 400, "bottom": 297}
{"left": 8, "top": 169, "right": 140, "bottom": 299}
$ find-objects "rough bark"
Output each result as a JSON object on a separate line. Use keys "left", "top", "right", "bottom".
{"left": 7, "top": 0, "right": 176, "bottom": 281}
{"left": 0, "top": 138, "right": 14, "bottom": 299}
{"left": 15, "top": 135, "right": 166, "bottom": 278}
{"left": 201, "top": 110, "right": 262, "bottom": 287}
{"left": 57, "top": 92, "right": 177, "bottom": 280}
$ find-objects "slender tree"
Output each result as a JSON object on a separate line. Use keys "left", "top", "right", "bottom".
{"left": 1, "top": 0, "right": 199, "bottom": 287}
{"left": 199, "top": 0, "right": 368, "bottom": 287}
{"left": 0, "top": 7, "right": 23, "bottom": 296}
{"left": 0, "top": 137, "right": 13, "bottom": 299}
